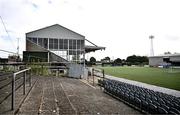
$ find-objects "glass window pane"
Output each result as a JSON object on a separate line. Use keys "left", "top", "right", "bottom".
{"left": 59, "top": 39, "right": 63, "bottom": 49}
{"left": 64, "top": 39, "right": 68, "bottom": 49}
{"left": 27, "top": 37, "right": 32, "bottom": 41}
{"left": 49, "top": 43, "right": 53, "bottom": 49}
{"left": 69, "top": 40, "right": 73, "bottom": 49}
{"left": 49, "top": 39, "right": 53, "bottom": 44}
{"left": 80, "top": 40, "right": 84, "bottom": 49}
{"left": 32, "top": 38, "right": 37, "bottom": 43}
{"left": 44, "top": 38, "right": 48, "bottom": 49}
{"left": 73, "top": 40, "right": 76, "bottom": 49}
{"left": 38, "top": 38, "right": 42, "bottom": 46}
{"left": 77, "top": 50, "right": 81, "bottom": 55}
{"left": 77, "top": 40, "right": 80, "bottom": 49}
{"left": 54, "top": 39, "right": 58, "bottom": 49}
{"left": 49, "top": 39, "right": 53, "bottom": 49}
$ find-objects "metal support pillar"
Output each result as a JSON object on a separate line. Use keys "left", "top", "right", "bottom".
{"left": 48, "top": 52, "right": 50, "bottom": 63}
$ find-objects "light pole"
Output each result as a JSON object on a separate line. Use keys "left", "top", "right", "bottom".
{"left": 149, "top": 35, "right": 154, "bottom": 56}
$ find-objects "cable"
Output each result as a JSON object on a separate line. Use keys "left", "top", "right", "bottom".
{"left": 0, "top": 49, "right": 18, "bottom": 55}
{"left": 0, "top": 16, "right": 16, "bottom": 48}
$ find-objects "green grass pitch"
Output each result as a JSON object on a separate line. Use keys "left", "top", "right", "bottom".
{"left": 98, "top": 66, "right": 180, "bottom": 91}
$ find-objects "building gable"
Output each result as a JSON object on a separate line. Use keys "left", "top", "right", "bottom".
{"left": 26, "top": 24, "right": 85, "bottom": 40}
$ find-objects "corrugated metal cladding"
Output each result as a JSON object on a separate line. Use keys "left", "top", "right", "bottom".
{"left": 149, "top": 57, "right": 165, "bottom": 66}
{"left": 149, "top": 55, "right": 180, "bottom": 66}
{"left": 26, "top": 24, "right": 85, "bottom": 40}
{"left": 170, "top": 56, "right": 180, "bottom": 62}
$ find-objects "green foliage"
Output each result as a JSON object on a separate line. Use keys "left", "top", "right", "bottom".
{"left": 99, "top": 66, "right": 180, "bottom": 91}
{"left": 101, "top": 56, "right": 111, "bottom": 62}
{"left": 90, "top": 57, "right": 96, "bottom": 65}
{"left": 113, "top": 58, "right": 122, "bottom": 65}
{"left": 1, "top": 66, "right": 14, "bottom": 72}
{"left": 28, "top": 62, "right": 49, "bottom": 76}
{"left": 126, "top": 55, "right": 148, "bottom": 65}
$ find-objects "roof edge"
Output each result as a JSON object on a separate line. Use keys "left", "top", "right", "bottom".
{"left": 26, "top": 24, "right": 85, "bottom": 38}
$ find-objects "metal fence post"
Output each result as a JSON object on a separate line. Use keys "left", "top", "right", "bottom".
{"left": 11, "top": 74, "right": 15, "bottom": 110}
{"left": 92, "top": 68, "right": 94, "bottom": 76}
{"left": 102, "top": 69, "right": 105, "bottom": 80}
{"left": 10, "top": 68, "right": 31, "bottom": 111}
{"left": 92, "top": 68, "right": 94, "bottom": 86}
{"left": 23, "top": 71, "right": 26, "bottom": 95}
{"left": 29, "top": 69, "right": 31, "bottom": 87}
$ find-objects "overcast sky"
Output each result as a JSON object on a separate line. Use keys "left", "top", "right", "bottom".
{"left": 0, "top": 0, "right": 180, "bottom": 60}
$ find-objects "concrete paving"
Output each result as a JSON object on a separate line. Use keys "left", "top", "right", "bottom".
{"left": 105, "top": 74, "right": 180, "bottom": 97}
{"left": 17, "top": 76, "right": 142, "bottom": 114}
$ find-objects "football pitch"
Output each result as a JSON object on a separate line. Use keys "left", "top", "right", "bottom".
{"left": 98, "top": 66, "right": 180, "bottom": 91}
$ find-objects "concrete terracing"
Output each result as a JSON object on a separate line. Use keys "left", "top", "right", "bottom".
{"left": 1, "top": 76, "right": 141, "bottom": 114}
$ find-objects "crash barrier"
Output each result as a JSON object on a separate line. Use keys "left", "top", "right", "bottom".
{"left": 101, "top": 79, "right": 180, "bottom": 114}
{"left": 0, "top": 68, "right": 31, "bottom": 110}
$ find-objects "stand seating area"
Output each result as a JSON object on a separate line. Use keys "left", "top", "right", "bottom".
{"left": 101, "top": 79, "right": 180, "bottom": 114}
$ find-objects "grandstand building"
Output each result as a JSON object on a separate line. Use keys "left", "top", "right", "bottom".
{"left": 23, "top": 24, "right": 105, "bottom": 78}
{"left": 149, "top": 54, "right": 180, "bottom": 67}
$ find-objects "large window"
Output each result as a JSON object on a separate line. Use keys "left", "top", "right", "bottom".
{"left": 69, "top": 40, "right": 73, "bottom": 49}
{"left": 38, "top": 38, "right": 43, "bottom": 46}
{"left": 27, "top": 37, "right": 32, "bottom": 41}
{"left": 49, "top": 38, "right": 58, "bottom": 50}
{"left": 59, "top": 39, "right": 63, "bottom": 49}
{"left": 80, "top": 40, "right": 84, "bottom": 49}
{"left": 32, "top": 38, "right": 37, "bottom": 43}
{"left": 73, "top": 40, "right": 76, "bottom": 49}
{"left": 27, "top": 37, "right": 37, "bottom": 44}
{"left": 77, "top": 40, "right": 81, "bottom": 49}
{"left": 44, "top": 38, "right": 48, "bottom": 49}
{"left": 49, "top": 39, "right": 53, "bottom": 49}
{"left": 64, "top": 39, "right": 68, "bottom": 49}
{"left": 54, "top": 39, "right": 58, "bottom": 49}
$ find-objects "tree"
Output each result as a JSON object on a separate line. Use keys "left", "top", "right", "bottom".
{"left": 101, "top": 56, "right": 111, "bottom": 62}
{"left": 126, "top": 55, "right": 137, "bottom": 65}
{"left": 164, "top": 51, "right": 171, "bottom": 55}
{"left": 90, "top": 57, "right": 96, "bottom": 65}
{"left": 126, "top": 55, "right": 148, "bottom": 65}
{"left": 105, "top": 56, "right": 110, "bottom": 62}
{"left": 114, "top": 58, "right": 122, "bottom": 66}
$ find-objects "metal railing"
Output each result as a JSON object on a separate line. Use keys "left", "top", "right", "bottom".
{"left": 92, "top": 68, "right": 105, "bottom": 78}
{"left": 11, "top": 68, "right": 31, "bottom": 110}
{"left": 88, "top": 68, "right": 105, "bottom": 86}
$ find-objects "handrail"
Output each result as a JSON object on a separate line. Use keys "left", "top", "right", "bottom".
{"left": 13, "top": 68, "right": 30, "bottom": 76}
{"left": 11, "top": 68, "right": 31, "bottom": 110}
{"left": 92, "top": 68, "right": 105, "bottom": 78}
{"left": 88, "top": 68, "right": 105, "bottom": 86}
